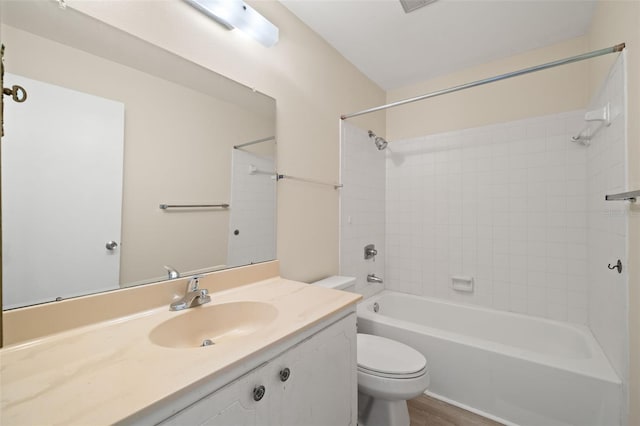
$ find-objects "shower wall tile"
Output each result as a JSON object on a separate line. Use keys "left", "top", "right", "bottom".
{"left": 586, "top": 53, "right": 628, "bottom": 385}
{"left": 339, "top": 122, "right": 385, "bottom": 299}
{"left": 386, "top": 110, "right": 589, "bottom": 323}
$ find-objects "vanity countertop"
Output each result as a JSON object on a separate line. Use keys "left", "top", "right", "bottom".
{"left": 0, "top": 277, "right": 361, "bottom": 425}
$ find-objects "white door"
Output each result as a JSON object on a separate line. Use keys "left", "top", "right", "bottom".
{"left": 227, "top": 149, "right": 276, "bottom": 268}
{"left": 2, "top": 73, "right": 125, "bottom": 308}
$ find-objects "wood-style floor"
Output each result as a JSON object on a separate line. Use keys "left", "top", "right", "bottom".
{"left": 407, "top": 394, "right": 504, "bottom": 426}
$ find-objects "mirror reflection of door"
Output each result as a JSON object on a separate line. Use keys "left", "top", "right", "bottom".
{"left": 2, "top": 73, "right": 124, "bottom": 309}
{"left": 227, "top": 148, "right": 276, "bottom": 268}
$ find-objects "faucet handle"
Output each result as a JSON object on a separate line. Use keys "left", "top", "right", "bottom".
{"left": 199, "top": 288, "right": 211, "bottom": 304}
{"left": 364, "top": 244, "right": 378, "bottom": 260}
{"left": 186, "top": 275, "right": 203, "bottom": 292}
{"left": 164, "top": 265, "right": 180, "bottom": 279}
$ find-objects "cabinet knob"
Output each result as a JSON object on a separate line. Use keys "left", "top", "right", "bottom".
{"left": 253, "top": 385, "right": 266, "bottom": 401}
{"left": 279, "top": 367, "right": 291, "bottom": 382}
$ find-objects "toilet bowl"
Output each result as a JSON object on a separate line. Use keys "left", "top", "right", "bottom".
{"left": 311, "top": 276, "right": 430, "bottom": 426}
{"left": 357, "top": 333, "right": 429, "bottom": 426}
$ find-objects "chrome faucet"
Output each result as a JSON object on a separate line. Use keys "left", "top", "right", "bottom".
{"left": 164, "top": 265, "right": 180, "bottom": 280}
{"left": 170, "top": 276, "right": 211, "bottom": 311}
{"left": 367, "top": 274, "right": 383, "bottom": 284}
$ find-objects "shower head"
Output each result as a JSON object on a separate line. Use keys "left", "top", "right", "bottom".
{"left": 368, "top": 130, "right": 389, "bottom": 150}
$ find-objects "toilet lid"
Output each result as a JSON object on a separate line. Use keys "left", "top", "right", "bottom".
{"left": 357, "top": 333, "right": 427, "bottom": 377}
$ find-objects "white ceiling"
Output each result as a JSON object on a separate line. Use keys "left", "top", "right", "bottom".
{"left": 281, "top": 0, "right": 597, "bottom": 90}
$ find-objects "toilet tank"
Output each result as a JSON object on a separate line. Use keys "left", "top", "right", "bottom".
{"left": 311, "top": 276, "right": 356, "bottom": 293}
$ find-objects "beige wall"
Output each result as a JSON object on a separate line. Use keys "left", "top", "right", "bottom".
{"left": 2, "top": 25, "right": 274, "bottom": 286}
{"left": 386, "top": 36, "right": 589, "bottom": 140}
{"left": 66, "top": 0, "right": 386, "bottom": 283}
{"left": 587, "top": 1, "right": 640, "bottom": 424}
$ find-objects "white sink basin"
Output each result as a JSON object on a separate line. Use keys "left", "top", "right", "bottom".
{"left": 149, "top": 301, "right": 278, "bottom": 349}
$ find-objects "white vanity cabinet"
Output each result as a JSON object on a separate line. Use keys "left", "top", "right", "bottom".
{"left": 158, "top": 312, "right": 357, "bottom": 426}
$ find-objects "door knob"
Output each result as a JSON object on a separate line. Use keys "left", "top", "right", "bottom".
{"left": 105, "top": 241, "right": 118, "bottom": 250}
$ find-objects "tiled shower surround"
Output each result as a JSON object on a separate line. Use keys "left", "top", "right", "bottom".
{"left": 341, "top": 57, "right": 627, "bottom": 330}
{"left": 340, "top": 122, "right": 386, "bottom": 299}
{"left": 385, "top": 111, "right": 591, "bottom": 323}
{"left": 586, "top": 53, "right": 627, "bottom": 391}
{"left": 340, "top": 53, "right": 628, "bottom": 419}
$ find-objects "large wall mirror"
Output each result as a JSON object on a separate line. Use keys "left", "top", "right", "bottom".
{"left": 0, "top": 1, "right": 277, "bottom": 310}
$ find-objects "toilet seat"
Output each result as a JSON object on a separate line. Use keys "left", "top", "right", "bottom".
{"left": 357, "top": 334, "right": 427, "bottom": 379}
{"left": 358, "top": 365, "right": 427, "bottom": 379}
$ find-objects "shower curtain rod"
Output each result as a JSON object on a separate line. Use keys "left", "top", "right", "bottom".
{"left": 341, "top": 43, "right": 625, "bottom": 120}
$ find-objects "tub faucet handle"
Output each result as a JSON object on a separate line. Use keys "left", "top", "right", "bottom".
{"left": 364, "top": 244, "right": 378, "bottom": 260}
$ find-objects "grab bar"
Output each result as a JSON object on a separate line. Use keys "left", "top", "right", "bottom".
{"left": 159, "top": 203, "right": 230, "bottom": 210}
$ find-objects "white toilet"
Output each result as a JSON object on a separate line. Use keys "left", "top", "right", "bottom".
{"left": 312, "top": 276, "right": 430, "bottom": 426}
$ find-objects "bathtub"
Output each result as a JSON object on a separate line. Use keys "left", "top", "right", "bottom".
{"left": 357, "top": 291, "right": 621, "bottom": 426}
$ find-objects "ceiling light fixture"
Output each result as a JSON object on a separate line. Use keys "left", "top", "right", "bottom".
{"left": 184, "top": 0, "right": 279, "bottom": 47}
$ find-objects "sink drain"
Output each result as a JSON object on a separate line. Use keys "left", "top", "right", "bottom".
{"left": 201, "top": 339, "right": 215, "bottom": 347}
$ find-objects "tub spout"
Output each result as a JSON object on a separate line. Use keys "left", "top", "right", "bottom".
{"left": 367, "top": 274, "right": 383, "bottom": 284}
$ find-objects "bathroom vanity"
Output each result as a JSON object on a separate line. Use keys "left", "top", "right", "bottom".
{"left": 158, "top": 313, "right": 355, "bottom": 426}
{"left": 0, "top": 262, "right": 360, "bottom": 425}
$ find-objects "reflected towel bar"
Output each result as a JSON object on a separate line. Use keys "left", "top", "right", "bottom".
{"left": 276, "top": 174, "right": 342, "bottom": 189}
{"left": 160, "top": 203, "right": 230, "bottom": 209}
{"left": 234, "top": 136, "right": 275, "bottom": 149}
{"left": 605, "top": 190, "right": 639, "bottom": 203}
